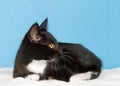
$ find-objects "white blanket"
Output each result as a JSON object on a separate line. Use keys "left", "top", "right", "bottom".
{"left": 0, "top": 68, "right": 120, "bottom": 86}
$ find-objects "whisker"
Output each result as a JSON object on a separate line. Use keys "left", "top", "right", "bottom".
{"left": 48, "top": 52, "right": 73, "bottom": 70}
{"left": 51, "top": 60, "right": 59, "bottom": 70}
{"left": 60, "top": 52, "right": 73, "bottom": 55}
{"left": 60, "top": 52, "right": 69, "bottom": 54}
{"left": 60, "top": 55, "right": 72, "bottom": 64}
{"left": 58, "top": 57, "right": 66, "bottom": 66}
{"left": 54, "top": 61, "right": 58, "bottom": 70}
{"left": 61, "top": 54, "right": 73, "bottom": 60}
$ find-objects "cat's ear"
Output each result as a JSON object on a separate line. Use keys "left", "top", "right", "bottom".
{"left": 39, "top": 18, "right": 48, "bottom": 31}
{"left": 28, "top": 23, "right": 42, "bottom": 42}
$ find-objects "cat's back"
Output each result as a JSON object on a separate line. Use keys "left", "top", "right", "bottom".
{"left": 58, "top": 42, "right": 90, "bottom": 54}
{"left": 59, "top": 42, "right": 101, "bottom": 65}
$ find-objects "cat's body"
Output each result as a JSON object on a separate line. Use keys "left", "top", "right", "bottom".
{"left": 13, "top": 19, "right": 102, "bottom": 82}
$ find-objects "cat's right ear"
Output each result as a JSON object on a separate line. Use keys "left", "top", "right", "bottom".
{"left": 28, "top": 23, "right": 42, "bottom": 42}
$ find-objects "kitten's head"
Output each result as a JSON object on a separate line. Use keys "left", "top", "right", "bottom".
{"left": 27, "top": 18, "right": 59, "bottom": 51}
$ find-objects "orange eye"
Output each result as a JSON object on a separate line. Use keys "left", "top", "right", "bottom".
{"left": 48, "top": 43, "right": 55, "bottom": 49}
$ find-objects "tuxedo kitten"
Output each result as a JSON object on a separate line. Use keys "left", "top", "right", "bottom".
{"left": 13, "top": 18, "right": 102, "bottom": 82}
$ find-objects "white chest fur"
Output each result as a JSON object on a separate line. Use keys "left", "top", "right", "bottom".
{"left": 26, "top": 60, "right": 47, "bottom": 74}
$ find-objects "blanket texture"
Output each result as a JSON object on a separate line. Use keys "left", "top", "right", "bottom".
{"left": 0, "top": 68, "right": 120, "bottom": 86}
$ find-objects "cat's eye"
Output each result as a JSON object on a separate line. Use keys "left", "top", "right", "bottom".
{"left": 48, "top": 43, "right": 55, "bottom": 49}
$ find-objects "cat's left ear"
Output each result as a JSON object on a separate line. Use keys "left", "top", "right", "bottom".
{"left": 39, "top": 18, "right": 48, "bottom": 31}
{"left": 28, "top": 23, "right": 42, "bottom": 42}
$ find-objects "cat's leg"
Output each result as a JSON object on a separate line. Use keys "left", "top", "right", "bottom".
{"left": 13, "top": 65, "right": 40, "bottom": 81}
{"left": 13, "top": 66, "right": 29, "bottom": 78}
{"left": 25, "top": 74, "right": 40, "bottom": 81}
{"left": 14, "top": 66, "right": 41, "bottom": 81}
{"left": 14, "top": 66, "right": 40, "bottom": 81}
{"left": 70, "top": 71, "right": 100, "bottom": 81}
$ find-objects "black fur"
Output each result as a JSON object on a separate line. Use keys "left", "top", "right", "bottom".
{"left": 13, "top": 18, "right": 102, "bottom": 82}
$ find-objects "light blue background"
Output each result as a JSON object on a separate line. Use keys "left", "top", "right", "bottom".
{"left": 0, "top": 0, "right": 120, "bottom": 69}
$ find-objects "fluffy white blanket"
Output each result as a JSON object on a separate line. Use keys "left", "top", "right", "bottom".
{"left": 0, "top": 68, "right": 120, "bottom": 86}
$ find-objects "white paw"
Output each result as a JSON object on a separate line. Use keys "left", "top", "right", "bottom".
{"left": 25, "top": 74, "right": 40, "bottom": 81}
{"left": 70, "top": 72, "right": 92, "bottom": 81}
{"left": 79, "top": 72, "right": 92, "bottom": 80}
{"left": 48, "top": 77, "right": 53, "bottom": 80}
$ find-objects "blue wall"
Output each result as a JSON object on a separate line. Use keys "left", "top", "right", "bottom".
{"left": 0, "top": 0, "right": 120, "bottom": 69}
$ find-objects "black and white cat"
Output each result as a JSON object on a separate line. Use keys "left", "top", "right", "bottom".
{"left": 13, "top": 18, "right": 102, "bottom": 82}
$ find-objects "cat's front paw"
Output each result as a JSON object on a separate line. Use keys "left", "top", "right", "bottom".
{"left": 25, "top": 74, "right": 40, "bottom": 81}
{"left": 70, "top": 72, "right": 92, "bottom": 81}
